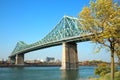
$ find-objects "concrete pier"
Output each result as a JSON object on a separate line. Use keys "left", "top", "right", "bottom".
{"left": 9, "top": 57, "right": 15, "bottom": 64}
{"left": 15, "top": 54, "right": 24, "bottom": 65}
{"left": 61, "top": 42, "right": 78, "bottom": 70}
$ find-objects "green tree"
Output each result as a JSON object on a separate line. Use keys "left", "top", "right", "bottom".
{"left": 78, "top": 0, "right": 120, "bottom": 80}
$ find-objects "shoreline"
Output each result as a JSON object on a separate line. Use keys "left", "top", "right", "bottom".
{"left": 0, "top": 64, "right": 97, "bottom": 68}
{"left": 0, "top": 64, "right": 61, "bottom": 68}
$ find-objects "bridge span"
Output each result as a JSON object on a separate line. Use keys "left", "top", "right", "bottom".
{"left": 9, "top": 16, "right": 91, "bottom": 70}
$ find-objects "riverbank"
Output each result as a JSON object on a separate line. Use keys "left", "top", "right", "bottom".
{"left": 0, "top": 64, "right": 61, "bottom": 67}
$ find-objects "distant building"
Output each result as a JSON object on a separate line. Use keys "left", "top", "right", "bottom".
{"left": 56, "top": 59, "right": 61, "bottom": 63}
{"left": 82, "top": 61, "right": 89, "bottom": 65}
{"left": 46, "top": 57, "right": 55, "bottom": 62}
{"left": 40, "top": 59, "right": 44, "bottom": 62}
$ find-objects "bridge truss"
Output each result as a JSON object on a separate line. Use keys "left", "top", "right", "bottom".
{"left": 10, "top": 16, "right": 88, "bottom": 57}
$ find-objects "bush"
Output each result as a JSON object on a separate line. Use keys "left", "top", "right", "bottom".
{"left": 94, "top": 63, "right": 111, "bottom": 76}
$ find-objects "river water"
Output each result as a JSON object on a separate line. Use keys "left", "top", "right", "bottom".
{"left": 0, "top": 66, "right": 97, "bottom": 80}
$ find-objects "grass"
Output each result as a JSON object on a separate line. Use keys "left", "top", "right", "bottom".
{"left": 89, "top": 71, "right": 120, "bottom": 80}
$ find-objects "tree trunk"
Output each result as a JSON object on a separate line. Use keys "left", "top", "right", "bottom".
{"left": 111, "top": 50, "right": 114, "bottom": 80}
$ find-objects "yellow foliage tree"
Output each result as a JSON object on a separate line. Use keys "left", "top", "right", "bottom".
{"left": 78, "top": 0, "right": 120, "bottom": 80}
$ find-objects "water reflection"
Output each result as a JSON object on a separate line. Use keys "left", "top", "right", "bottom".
{"left": 61, "top": 70, "right": 79, "bottom": 80}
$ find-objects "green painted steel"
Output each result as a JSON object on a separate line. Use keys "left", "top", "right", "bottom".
{"left": 10, "top": 16, "right": 88, "bottom": 56}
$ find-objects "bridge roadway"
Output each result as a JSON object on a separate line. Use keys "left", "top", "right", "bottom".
{"left": 9, "top": 15, "right": 92, "bottom": 70}
{"left": 10, "top": 35, "right": 91, "bottom": 57}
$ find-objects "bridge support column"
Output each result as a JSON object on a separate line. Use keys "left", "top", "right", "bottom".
{"left": 15, "top": 54, "right": 24, "bottom": 65}
{"left": 9, "top": 57, "right": 15, "bottom": 64}
{"left": 61, "top": 42, "right": 78, "bottom": 70}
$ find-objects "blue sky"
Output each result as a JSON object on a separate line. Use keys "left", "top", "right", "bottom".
{"left": 0, "top": 0, "right": 114, "bottom": 62}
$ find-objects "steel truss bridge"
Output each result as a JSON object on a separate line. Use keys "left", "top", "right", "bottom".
{"left": 9, "top": 16, "right": 92, "bottom": 69}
